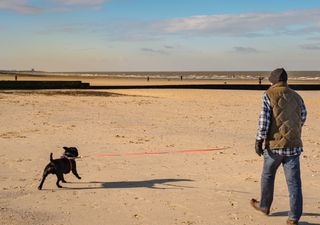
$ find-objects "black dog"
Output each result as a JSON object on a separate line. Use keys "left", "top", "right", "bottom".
{"left": 38, "top": 147, "right": 81, "bottom": 190}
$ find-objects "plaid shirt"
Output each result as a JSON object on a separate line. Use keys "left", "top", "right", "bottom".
{"left": 256, "top": 93, "right": 307, "bottom": 156}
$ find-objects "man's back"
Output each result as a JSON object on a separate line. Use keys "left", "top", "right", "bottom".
{"left": 265, "top": 82, "right": 303, "bottom": 149}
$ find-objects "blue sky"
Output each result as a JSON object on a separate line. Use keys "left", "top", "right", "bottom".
{"left": 1, "top": 0, "right": 320, "bottom": 71}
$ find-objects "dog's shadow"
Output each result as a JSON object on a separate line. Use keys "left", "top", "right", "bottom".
{"left": 271, "top": 211, "right": 320, "bottom": 225}
{"left": 62, "top": 178, "right": 194, "bottom": 190}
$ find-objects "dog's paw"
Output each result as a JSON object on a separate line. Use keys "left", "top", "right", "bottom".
{"left": 78, "top": 176, "right": 82, "bottom": 180}
{"left": 38, "top": 186, "right": 42, "bottom": 190}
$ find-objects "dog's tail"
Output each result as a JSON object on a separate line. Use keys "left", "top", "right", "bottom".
{"left": 50, "top": 153, "right": 53, "bottom": 162}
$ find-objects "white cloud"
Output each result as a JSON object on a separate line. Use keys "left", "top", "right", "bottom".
{"left": 53, "top": 0, "right": 108, "bottom": 6}
{"left": 154, "top": 8, "right": 320, "bottom": 37}
{"left": 0, "top": 0, "right": 109, "bottom": 14}
{"left": 0, "top": 0, "right": 43, "bottom": 14}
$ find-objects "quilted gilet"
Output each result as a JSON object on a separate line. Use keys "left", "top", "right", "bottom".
{"left": 265, "top": 82, "right": 303, "bottom": 149}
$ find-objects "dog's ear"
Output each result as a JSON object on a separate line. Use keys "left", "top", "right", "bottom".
{"left": 63, "top": 147, "right": 69, "bottom": 151}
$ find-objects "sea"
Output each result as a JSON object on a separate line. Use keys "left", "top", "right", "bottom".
{"left": 52, "top": 71, "right": 320, "bottom": 81}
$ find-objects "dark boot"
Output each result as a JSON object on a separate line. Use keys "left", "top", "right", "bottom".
{"left": 250, "top": 198, "right": 270, "bottom": 215}
{"left": 287, "top": 219, "right": 298, "bottom": 225}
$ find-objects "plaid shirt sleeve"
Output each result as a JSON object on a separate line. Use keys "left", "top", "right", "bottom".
{"left": 256, "top": 93, "right": 271, "bottom": 140}
{"left": 300, "top": 98, "right": 307, "bottom": 126}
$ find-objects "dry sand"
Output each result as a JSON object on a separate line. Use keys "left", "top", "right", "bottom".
{"left": 0, "top": 79, "right": 319, "bottom": 225}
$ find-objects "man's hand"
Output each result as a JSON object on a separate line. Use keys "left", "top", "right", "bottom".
{"left": 255, "top": 139, "right": 264, "bottom": 156}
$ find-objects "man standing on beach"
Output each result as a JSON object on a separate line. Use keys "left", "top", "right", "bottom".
{"left": 251, "top": 68, "right": 307, "bottom": 225}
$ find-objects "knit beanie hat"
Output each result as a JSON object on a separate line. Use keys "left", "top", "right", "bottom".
{"left": 268, "top": 68, "right": 288, "bottom": 84}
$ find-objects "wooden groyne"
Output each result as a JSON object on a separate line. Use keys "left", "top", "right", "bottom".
{"left": 88, "top": 84, "right": 320, "bottom": 91}
{"left": 0, "top": 81, "right": 90, "bottom": 90}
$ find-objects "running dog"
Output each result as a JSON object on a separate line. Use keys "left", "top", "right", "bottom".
{"left": 38, "top": 147, "right": 81, "bottom": 190}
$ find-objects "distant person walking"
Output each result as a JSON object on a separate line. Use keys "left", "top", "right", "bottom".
{"left": 251, "top": 68, "right": 307, "bottom": 225}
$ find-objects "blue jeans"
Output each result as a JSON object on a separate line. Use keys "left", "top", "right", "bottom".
{"left": 260, "top": 149, "right": 303, "bottom": 221}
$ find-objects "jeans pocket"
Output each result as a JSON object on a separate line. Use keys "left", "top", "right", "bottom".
{"left": 263, "top": 148, "right": 275, "bottom": 159}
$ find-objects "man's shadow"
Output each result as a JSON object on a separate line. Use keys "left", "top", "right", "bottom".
{"left": 271, "top": 211, "right": 320, "bottom": 225}
{"left": 63, "top": 178, "right": 194, "bottom": 190}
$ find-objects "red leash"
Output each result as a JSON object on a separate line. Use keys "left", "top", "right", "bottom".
{"left": 95, "top": 147, "right": 229, "bottom": 157}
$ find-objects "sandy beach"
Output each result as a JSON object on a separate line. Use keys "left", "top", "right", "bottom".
{"left": 0, "top": 78, "right": 319, "bottom": 225}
